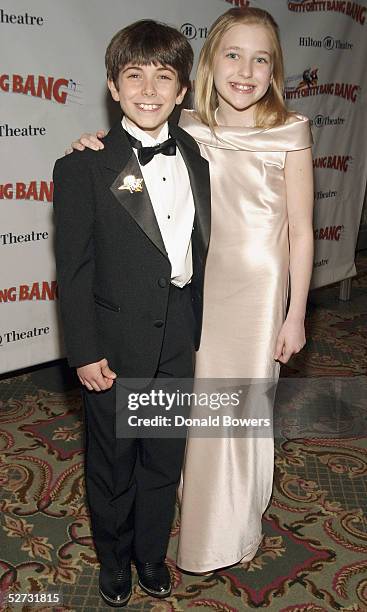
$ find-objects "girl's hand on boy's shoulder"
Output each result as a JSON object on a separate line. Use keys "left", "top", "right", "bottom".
{"left": 65, "top": 130, "right": 106, "bottom": 155}
{"left": 274, "top": 318, "right": 306, "bottom": 364}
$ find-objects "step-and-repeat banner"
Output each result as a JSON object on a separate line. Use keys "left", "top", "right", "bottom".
{"left": 1, "top": 0, "right": 366, "bottom": 373}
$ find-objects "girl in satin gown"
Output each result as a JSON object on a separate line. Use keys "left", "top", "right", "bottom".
{"left": 70, "top": 7, "right": 314, "bottom": 574}
{"left": 176, "top": 8, "right": 314, "bottom": 573}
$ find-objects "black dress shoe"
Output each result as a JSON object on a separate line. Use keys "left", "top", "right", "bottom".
{"left": 135, "top": 561, "right": 171, "bottom": 598}
{"left": 99, "top": 563, "right": 132, "bottom": 607}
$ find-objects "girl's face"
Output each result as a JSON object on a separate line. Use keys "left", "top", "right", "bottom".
{"left": 213, "top": 23, "right": 273, "bottom": 126}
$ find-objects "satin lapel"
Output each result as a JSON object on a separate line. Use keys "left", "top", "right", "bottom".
{"left": 170, "top": 124, "right": 211, "bottom": 254}
{"left": 110, "top": 155, "right": 167, "bottom": 258}
{"left": 100, "top": 122, "right": 167, "bottom": 259}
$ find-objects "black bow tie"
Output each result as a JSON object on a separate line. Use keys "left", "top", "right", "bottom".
{"left": 124, "top": 129, "right": 176, "bottom": 166}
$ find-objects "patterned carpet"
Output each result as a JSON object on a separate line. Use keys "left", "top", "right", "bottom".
{"left": 0, "top": 253, "right": 366, "bottom": 611}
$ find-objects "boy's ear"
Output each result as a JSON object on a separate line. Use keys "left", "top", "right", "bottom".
{"left": 107, "top": 78, "right": 120, "bottom": 102}
{"left": 176, "top": 86, "right": 188, "bottom": 106}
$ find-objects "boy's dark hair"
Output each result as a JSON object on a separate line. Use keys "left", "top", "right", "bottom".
{"left": 105, "top": 19, "right": 193, "bottom": 92}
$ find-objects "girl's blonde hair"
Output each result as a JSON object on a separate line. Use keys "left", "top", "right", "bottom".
{"left": 195, "top": 7, "right": 289, "bottom": 130}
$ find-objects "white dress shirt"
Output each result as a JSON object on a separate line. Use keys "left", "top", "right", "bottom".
{"left": 122, "top": 116, "right": 195, "bottom": 287}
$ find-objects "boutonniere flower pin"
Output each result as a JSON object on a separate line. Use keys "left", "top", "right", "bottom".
{"left": 118, "top": 175, "right": 144, "bottom": 194}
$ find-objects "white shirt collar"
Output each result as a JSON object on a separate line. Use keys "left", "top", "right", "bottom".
{"left": 121, "top": 116, "right": 169, "bottom": 146}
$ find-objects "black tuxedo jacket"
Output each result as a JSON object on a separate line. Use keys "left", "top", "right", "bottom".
{"left": 53, "top": 121, "right": 210, "bottom": 377}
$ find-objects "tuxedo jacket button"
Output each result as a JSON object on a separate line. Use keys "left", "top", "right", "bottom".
{"left": 154, "top": 320, "right": 164, "bottom": 328}
{"left": 158, "top": 277, "right": 168, "bottom": 288}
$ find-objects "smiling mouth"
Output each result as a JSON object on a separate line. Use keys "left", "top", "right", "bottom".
{"left": 135, "top": 103, "right": 162, "bottom": 111}
{"left": 230, "top": 82, "right": 256, "bottom": 93}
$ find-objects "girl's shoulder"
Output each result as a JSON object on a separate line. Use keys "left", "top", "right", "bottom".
{"left": 284, "top": 111, "right": 310, "bottom": 125}
{"left": 180, "top": 108, "right": 202, "bottom": 126}
{"left": 179, "top": 108, "right": 211, "bottom": 141}
{"left": 281, "top": 112, "right": 313, "bottom": 151}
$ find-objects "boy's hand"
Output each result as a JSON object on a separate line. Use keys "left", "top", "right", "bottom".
{"left": 274, "top": 318, "right": 306, "bottom": 364}
{"left": 77, "top": 358, "right": 116, "bottom": 391}
{"left": 65, "top": 130, "right": 106, "bottom": 155}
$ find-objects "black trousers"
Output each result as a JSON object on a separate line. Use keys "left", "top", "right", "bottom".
{"left": 82, "top": 284, "right": 195, "bottom": 569}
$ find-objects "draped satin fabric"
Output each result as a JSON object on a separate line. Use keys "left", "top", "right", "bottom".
{"left": 176, "top": 110, "right": 313, "bottom": 572}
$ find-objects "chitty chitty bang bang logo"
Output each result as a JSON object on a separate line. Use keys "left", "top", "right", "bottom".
{"left": 288, "top": 1, "right": 366, "bottom": 24}
{"left": 314, "top": 225, "right": 344, "bottom": 241}
{"left": 285, "top": 68, "right": 359, "bottom": 102}
{"left": 0, "top": 181, "right": 53, "bottom": 203}
{"left": 0, "top": 74, "right": 81, "bottom": 104}
{"left": 313, "top": 154, "right": 352, "bottom": 172}
{"left": 0, "top": 281, "right": 58, "bottom": 303}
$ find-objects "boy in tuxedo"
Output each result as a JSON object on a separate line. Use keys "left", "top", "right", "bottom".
{"left": 53, "top": 20, "right": 210, "bottom": 608}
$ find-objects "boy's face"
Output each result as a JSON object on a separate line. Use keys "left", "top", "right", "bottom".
{"left": 108, "top": 63, "right": 187, "bottom": 138}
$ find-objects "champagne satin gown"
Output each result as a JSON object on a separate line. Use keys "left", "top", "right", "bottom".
{"left": 176, "top": 110, "right": 313, "bottom": 572}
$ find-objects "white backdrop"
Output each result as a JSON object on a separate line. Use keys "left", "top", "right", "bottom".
{"left": 1, "top": 0, "right": 366, "bottom": 373}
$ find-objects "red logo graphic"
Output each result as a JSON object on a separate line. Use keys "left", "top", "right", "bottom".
{"left": 288, "top": 1, "right": 366, "bottom": 24}
{"left": 0, "top": 281, "right": 58, "bottom": 303}
{"left": 314, "top": 225, "right": 344, "bottom": 241}
{"left": 0, "top": 181, "right": 53, "bottom": 202}
{"left": 285, "top": 68, "right": 359, "bottom": 102}
{"left": 0, "top": 74, "right": 78, "bottom": 104}
{"left": 313, "top": 155, "right": 351, "bottom": 172}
